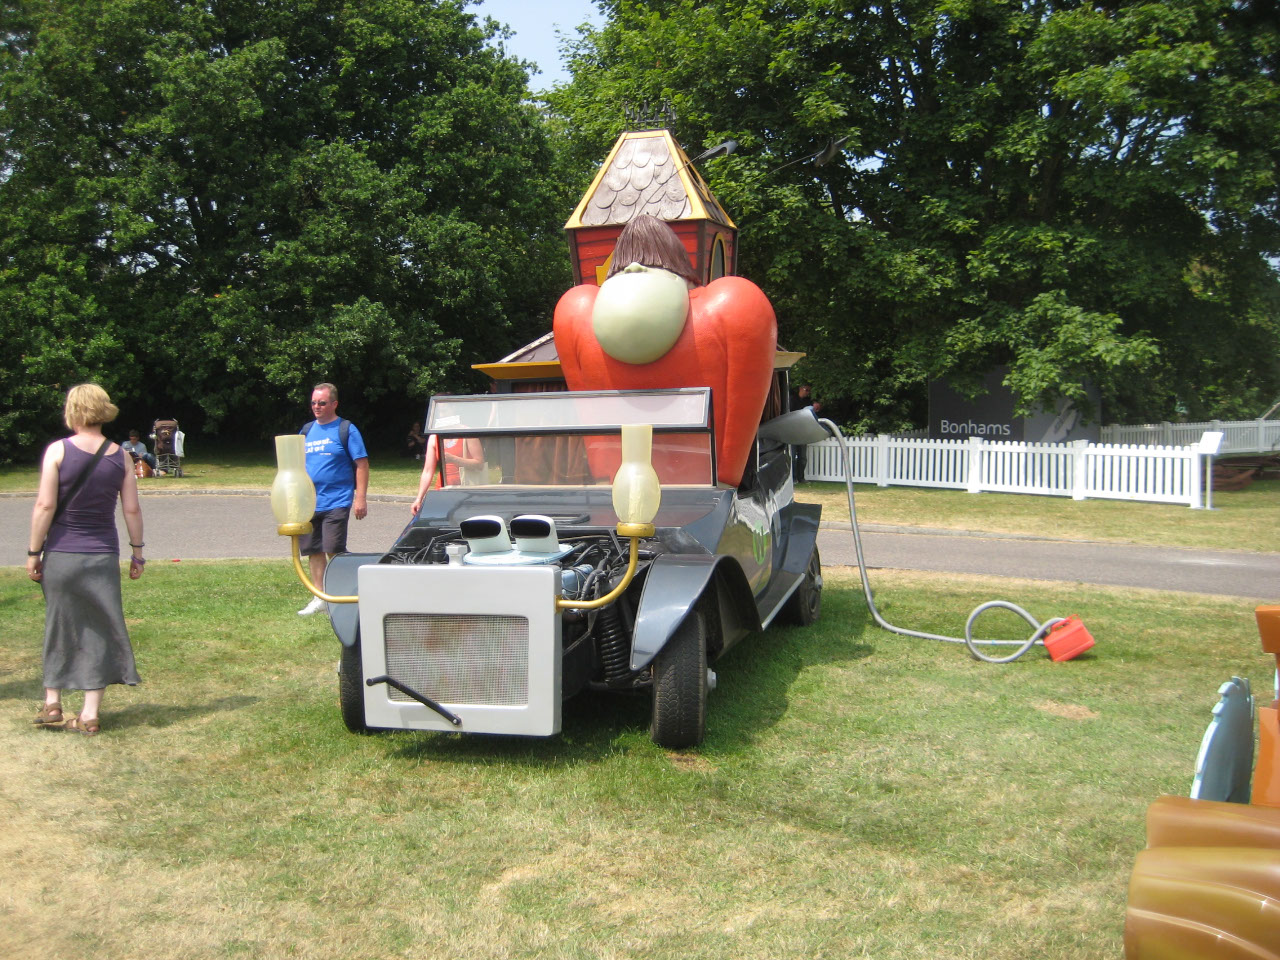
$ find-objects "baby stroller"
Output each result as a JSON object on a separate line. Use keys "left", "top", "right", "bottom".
{"left": 151, "top": 419, "right": 184, "bottom": 477}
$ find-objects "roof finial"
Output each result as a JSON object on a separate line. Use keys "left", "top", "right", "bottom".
{"left": 623, "top": 100, "right": 676, "bottom": 132}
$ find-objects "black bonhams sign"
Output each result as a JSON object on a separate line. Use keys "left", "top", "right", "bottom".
{"left": 929, "top": 369, "right": 1020, "bottom": 441}
{"left": 928, "top": 368, "right": 1100, "bottom": 444}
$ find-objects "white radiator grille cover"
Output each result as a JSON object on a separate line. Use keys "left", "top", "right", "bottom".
{"left": 384, "top": 613, "right": 529, "bottom": 705}
{"left": 357, "top": 564, "right": 561, "bottom": 735}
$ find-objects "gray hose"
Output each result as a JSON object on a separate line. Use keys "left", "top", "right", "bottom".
{"left": 822, "top": 419, "right": 1063, "bottom": 663}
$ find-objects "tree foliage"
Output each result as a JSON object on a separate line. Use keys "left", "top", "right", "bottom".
{"left": 548, "top": 0, "right": 1280, "bottom": 429}
{"left": 0, "top": 0, "right": 572, "bottom": 457}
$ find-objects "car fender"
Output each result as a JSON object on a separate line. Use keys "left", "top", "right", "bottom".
{"left": 325, "top": 552, "right": 383, "bottom": 648}
{"left": 631, "top": 553, "right": 759, "bottom": 671}
{"left": 759, "top": 500, "right": 822, "bottom": 627}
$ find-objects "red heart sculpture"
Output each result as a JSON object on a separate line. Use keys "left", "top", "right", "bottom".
{"left": 553, "top": 275, "right": 777, "bottom": 486}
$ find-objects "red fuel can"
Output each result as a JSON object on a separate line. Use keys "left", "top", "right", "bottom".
{"left": 1044, "top": 616, "right": 1095, "bottom": 662}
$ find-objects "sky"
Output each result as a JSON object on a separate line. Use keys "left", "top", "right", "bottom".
{"left": 470, "top": 0, "right": 604, "bottom": 90}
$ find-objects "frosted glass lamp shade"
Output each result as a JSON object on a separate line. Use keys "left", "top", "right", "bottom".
{"left": 271, "top": 434, "right": 316, "bottom": 525}
{"left": 612, "top": 424, "right": 661, "bottom": 525}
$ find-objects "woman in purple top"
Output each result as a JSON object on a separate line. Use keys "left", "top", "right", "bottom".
{"left": 27, "top": 384, "right": 146, "bottom": 736}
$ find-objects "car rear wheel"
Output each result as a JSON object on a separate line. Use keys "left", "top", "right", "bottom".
{"left": 782, "top": 548, "right": 822, "bottom": 626}
{"left": 338, "top": 637, "right": 369, "bottom": 733}
{"left": 650, "top": 600, "right": 709, "bottom": 749}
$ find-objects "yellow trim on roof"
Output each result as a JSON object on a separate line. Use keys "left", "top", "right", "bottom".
{"left": 471, "top": 361, "right": 564, "bottom": 381}
{"left": 773, "top": 351, "right": 806, "bottom": 370}
{"left": 475, "top": 354, "right": 801, "bottom": 380}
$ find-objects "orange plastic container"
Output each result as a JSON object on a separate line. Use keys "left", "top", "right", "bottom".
{"left": 1125, "top": 845, "right": 1280, "bottom": 960}
{"left": 1256, "top": 605, "right": 1280, "bottom": 655}
{"left": 1145, "top": 794, "right": 1280, "bottom": 849}
{"left": 1254, "top": 705, "right": 1280, "bottom": 809}
{"left": 1254, "top": 605, "right": 1280, "bottom": 808}
{"left": 1043, "top": 616, "right": 1095, "bottom": 662}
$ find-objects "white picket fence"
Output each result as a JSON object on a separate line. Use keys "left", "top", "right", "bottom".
{"left": 803, "top": 435, "right": 1211, "bottom": 507}
{"left": 1102, "top": 418, "right": 1280, "bottom": 454}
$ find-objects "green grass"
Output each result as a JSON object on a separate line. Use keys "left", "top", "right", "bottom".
{"left": 1, "top": 560, "right": 1270, "bottom": 959}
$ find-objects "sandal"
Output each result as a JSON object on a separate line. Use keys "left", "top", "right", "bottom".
{"left": 33, "top": 702, "right": 65, "bottom": 726}
{"left": 65, "top": 717, "right": 100, "bottom": 736}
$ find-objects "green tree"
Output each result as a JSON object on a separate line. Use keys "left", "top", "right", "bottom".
{"left": 0, "top": 0, "right": 572, "bottom": 458}
{"left": 548, "top": 0, "right": 1280, "bottom": 429}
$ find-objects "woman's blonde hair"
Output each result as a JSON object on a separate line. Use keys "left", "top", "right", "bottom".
{"left": 63, "top": 383, "right": 119, "bottom": 430}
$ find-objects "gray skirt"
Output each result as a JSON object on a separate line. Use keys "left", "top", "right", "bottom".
{"left": 42, "top": 551, "right": 140, "bottom": 690}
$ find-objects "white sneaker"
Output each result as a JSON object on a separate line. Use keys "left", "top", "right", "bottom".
{"left": 298, "top": 597, "right": 326, "bottom": 616}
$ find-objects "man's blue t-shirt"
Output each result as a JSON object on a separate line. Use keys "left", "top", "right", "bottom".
{"left": 303, "top": 419, "right": 368, "bottom": 512}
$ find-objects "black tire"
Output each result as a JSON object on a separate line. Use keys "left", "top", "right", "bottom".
{"left": 649, "top": 601, "right": 709, "bottom": 749}
{"left": 338, "top": 637, "right": 369, "bottom": 733}
{"left": 781, "top": 547, "right": 822, "bottom": 626}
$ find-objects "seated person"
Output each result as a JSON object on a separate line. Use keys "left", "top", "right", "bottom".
{"left": 121, "top": 429, "right": 158, "bottom": 471}
{"left": 405, "top": 421, "right": 427, "bottom": 459}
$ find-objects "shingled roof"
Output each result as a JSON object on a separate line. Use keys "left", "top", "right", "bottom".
{"left": 564, "top": 129, "right": 735, "bottom": 231}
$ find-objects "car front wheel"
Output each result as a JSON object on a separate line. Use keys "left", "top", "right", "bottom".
{"left": 338, "top": 637, "right": 369, "bottom": 733}
{"left": 649, "top": 600, "right": 709, "bottom": 749}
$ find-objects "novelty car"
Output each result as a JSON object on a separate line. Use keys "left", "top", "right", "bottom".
{"left": 320, "top": 386, "right": 824, "bottom": 748}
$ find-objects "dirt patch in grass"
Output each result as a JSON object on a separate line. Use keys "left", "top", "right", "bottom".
{"left": 667, "top": 752, "right": 715, "bottom": 772}
{"left": 1036, "top": 700, "right": 1100, "bottom": 720}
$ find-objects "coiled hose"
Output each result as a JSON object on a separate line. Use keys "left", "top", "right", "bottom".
{"left": 822, "top": 418, "right": 1063, "bottom": 663}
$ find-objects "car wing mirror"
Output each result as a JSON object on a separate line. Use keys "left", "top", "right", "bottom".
{"left": 757, "top": 407, "right": 830, "bottom": 446}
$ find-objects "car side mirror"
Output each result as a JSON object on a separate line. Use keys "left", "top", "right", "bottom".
{"left": 757, "top": 407, "right": 830, "bottom": 446}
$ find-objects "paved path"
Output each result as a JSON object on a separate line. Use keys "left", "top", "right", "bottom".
{"left": 2, "top": 491, "right": 1276, "bottom": 600}
{"left": 816, "top": 523, "right": 1280, "bottom": 600}
{"left": 0, "top": 490, "right": 413, "bottom": 567}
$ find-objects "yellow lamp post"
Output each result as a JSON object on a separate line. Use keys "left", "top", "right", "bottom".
{"left": 557, "top": 423, "right": 661, "bottom": 611}
{"left": 273, "top": 434, "right": 357, "bottom": 604}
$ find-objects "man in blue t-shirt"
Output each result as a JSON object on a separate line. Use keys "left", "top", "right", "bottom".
{"left": 298, "top": 382, "right": 369, "bottom": 616}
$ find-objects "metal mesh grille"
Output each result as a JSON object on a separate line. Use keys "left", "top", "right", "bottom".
{"left": 383, "top": 614, "right": 529, "bottom": 706}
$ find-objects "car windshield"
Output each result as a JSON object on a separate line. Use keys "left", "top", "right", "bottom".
{"left": 427, "top": 432, "right": 714, "bottom": 488}
{"left": 424, "top": 389, "right": 716, "bottom": 488}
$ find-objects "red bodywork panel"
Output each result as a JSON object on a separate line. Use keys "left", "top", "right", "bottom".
{"left": 553, "top": 275, "right": 777, "bottom": 487}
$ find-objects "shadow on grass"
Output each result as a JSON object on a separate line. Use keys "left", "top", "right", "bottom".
{"left": 1, "top": 670, "right": 260, "bottom": 730}
{"left": 102, "top": 695, "right": 262, "bottom": 730}
{"left": 708, "top": 587, "right": 874, "bottom": 752}
{"left": 383, "top": 587, "right": 874, "bottom": 766}
{"left": 0, "top": 676, "right": 41, "bottom": 703}
{"left": 382, "top": 689, "right": 653, "bottom": 767}
{"left": 0, "top": 654, "right": 260, "bottom": 727}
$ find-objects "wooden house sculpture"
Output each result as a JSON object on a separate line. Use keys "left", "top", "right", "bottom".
{"left": 474, "top": 126, "right": 803, "bottom": 413}
{"left": 474, "top": 127, "right": 742, "bottom": 390}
